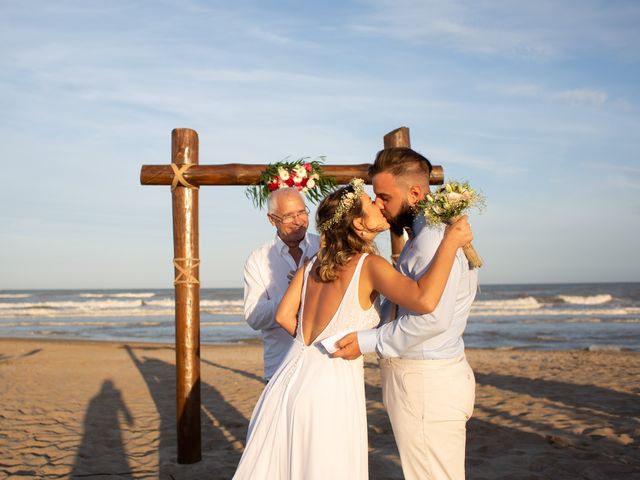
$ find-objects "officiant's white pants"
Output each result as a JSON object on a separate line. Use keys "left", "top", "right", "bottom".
{"left": 380, "top": 354, "right": 475, "bottom": 480}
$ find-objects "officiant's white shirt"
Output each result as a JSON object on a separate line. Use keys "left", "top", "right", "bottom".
{"left": 358, "top": 216, "right": 478, "bottom": 359}
{"left": 244, "top": 233, "right": 320, "bottom": 379}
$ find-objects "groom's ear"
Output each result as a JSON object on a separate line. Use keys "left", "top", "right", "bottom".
{"left": 407, "top": 184, "right": 424, "bottom": 206}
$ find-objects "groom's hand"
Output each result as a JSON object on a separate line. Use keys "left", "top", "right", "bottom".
{"left": 331, "top": 333, "right": 362, "bottom": 360}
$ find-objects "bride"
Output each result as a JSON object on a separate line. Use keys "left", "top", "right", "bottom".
{"left": 233, "top": 178, "right": 472, "bottom": 479}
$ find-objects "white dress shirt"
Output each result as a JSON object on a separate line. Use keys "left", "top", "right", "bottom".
{"left": 244, "top": 233, "right": 320, "bottom": 379}
{"left": 358, "top": 215, "right": 478, "bottom": 359}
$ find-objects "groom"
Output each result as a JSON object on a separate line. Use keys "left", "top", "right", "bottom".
{"left": 334, "top": 147, "right": 478, "bottom": 480}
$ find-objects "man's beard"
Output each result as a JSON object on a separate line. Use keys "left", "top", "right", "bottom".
{"left": 388, "top": 201, "right": 416, "bottom": 236}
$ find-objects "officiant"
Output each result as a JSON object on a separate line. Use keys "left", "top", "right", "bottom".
{"left": 243, "top": 187, "right": 320, "bottom": 380}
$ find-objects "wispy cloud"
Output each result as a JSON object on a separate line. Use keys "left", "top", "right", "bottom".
{"left": 351, "top": 0, "right": 640, "bottom": 60}
{"left": 479, "top": 82, "right": 609, "bottom": 107}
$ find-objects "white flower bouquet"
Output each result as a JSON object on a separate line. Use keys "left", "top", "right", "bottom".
{"left": 421, "top": 181, "right": 485, "bottom": 268}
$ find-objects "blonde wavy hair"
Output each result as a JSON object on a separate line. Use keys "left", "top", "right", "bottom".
{"left": 315, "top": 184, "right": 378, "bottom": 282}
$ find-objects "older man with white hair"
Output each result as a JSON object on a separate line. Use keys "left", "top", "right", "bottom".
{"left": 243, "top": 187, "right": 320, "bottom": 380}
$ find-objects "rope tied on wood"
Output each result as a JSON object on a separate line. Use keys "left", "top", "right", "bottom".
{"left": 170, "top": 163, "right": 198, "bottom": 190}
{"left": 173, "top": 257, "right": 200, "bottom": 286}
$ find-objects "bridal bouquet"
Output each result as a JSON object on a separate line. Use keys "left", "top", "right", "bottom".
{"left": 421, "top": 180, "right": 485, "bottom": 268}
{"left": 246, "top": 157, "right": 336, "bottom": 209}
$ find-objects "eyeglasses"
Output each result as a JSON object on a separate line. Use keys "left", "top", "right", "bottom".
{"left": 270, "top": 206, "right": 310, "bottom": 224}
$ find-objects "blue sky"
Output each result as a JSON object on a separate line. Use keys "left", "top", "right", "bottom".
{"left": 1, "top": 0, "right": 639, "bottom": 289}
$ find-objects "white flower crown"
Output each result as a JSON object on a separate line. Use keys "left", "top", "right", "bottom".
{"left": 317, "top": 178, "right": 366, "bottom": 232}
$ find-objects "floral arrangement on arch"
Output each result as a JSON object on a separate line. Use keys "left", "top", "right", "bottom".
{"left": 246, "top": 157, "right": 336, "bottom": 209}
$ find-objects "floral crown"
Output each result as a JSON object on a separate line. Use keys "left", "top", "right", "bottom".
{"left": 317, "top": 178, "right": 366, "bottom": 232}
{"left": 246, "top": 157, "right": 336, "bottom": 209}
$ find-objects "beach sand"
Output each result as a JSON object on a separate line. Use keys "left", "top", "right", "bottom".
{"left": 0, "top": 339, "right": 638, "bottom": 479}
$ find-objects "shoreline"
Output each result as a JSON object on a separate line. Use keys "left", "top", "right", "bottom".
{"left": 0, "top": 334, "right": 635, "bottom": 352}
{"left": 1, "top": 339, "right": 638, "bottom": 479}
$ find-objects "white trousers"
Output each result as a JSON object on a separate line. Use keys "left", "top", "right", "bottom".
{"left": 380, "top": 355, "right": 475, "bottom": 480}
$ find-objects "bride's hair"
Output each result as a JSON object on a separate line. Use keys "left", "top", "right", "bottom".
{"left": 315, "top": 185, "right": 378, "bottom": 282}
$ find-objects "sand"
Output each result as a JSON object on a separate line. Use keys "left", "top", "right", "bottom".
{"left": 0, "top": 339, "right": 638, "bottom": 479}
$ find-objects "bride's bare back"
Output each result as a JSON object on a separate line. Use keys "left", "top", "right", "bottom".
{"left": 301, "top": 254, "right": 376, "bottom": 346}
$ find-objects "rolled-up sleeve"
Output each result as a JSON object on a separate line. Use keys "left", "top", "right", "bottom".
{"left": 374, "top": 254, "right": 463, "bottom": 358}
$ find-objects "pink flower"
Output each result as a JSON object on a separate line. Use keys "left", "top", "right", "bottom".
{"left": 303, "top": 163, "right": 312, "bottom": 171}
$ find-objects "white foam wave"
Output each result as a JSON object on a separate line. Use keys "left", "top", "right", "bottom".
{"left": 0, "top": 299, "right": 147, "bottom": 310}
{"left": 0, "top": 308, "right": 177, "bottom": 318}
{"left": 470, "top": 307, "right": 638, "bottom": 318}
{"left": 201, "top": 321, "right": 246, "bottom": 326}
{"left": 558, "top": 294, "right": 612, "bottom": 305}
{"left": 0, "top": 293, "right": 31, "bottom": 299}
{"left": 587, "top": 345, "right": 622, "bottom": 352}
{"left": 2, "top": 319, "right": 249, "bottom": 327}
{"left": 80, "top": 292, "right": 156, "bottom": 298}
{"left": 472, "top": 297, "right": 542, "bottom": 310}
{"left": 0, "top": 299, "right": 244, "bottom": 318}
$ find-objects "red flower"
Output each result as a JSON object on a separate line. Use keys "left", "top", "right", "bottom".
{"left": 300, "top": 177, "right": 308, "bottom": 186}
{"left": 267, "top": 182, "right": 279, "bottom": 191}
{"left": 295, "top": 185, "right": 303, "bottom": 191}
{"left": 303, "top": 163, "right": 312, "bottom": 171}
{"left": 286, "top": 178, "right": 294, "bottom": 187}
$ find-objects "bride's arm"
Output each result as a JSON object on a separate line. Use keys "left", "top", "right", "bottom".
{"left": 365, "top": 216, "right": 472, "bottom": 314}
{"left": 275, "top": 266, "right": 306, "bottom": 336}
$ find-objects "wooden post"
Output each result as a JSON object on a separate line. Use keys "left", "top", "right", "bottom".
{"left": 171, "top": 128, "right": 201, "bottom": 464}
{"left": 382, "top": 127, "right": 412, "bottom": 265}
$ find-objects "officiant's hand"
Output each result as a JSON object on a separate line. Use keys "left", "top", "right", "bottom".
{"left": 331, "top": 333, "right": 362, "bottom": 360}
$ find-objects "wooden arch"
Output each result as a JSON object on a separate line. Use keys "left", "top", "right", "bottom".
{"left": 139, "top": 126, "right": 444, "bottom": 463}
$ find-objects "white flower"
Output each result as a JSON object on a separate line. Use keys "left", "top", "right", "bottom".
{"left": 293, "top": 165, "right": 307, "bottom": 177}
{"left": 302, "top": 187, "right": 309, "bottom": 193}
{"left": 278, "top": 168, "right": 289, "bottom": 181}
{"left": 306, "top": 178, "right": 316, "bottom": 189}
{"left": 293, "top": 175, "right": 304, "bottom": 184}
{"left": 310, "top": 173, "right": 319, "bottom": 181}
{"left": 447, "top": 192, "right": 463, "bottom": 204}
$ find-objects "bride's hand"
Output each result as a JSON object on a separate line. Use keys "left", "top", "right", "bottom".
{"left": 443, "top": 215, "right": 473, "bottom": 248}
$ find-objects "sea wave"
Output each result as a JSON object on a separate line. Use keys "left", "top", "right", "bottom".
{"left": 469, "top": 307, "right": 638, "bottom": 318}
{"left": 0, "top": 294, "right": 31, "bottom": 299}
{"left": 2, "top": 319, "right": 248, "bottom": 327}
{"left": 0, "top": 299, "right": 151, "bottom": 310}
{"left": 586, "top": 345, "right": 623, "bottom": 352}
{"left": 558, "top": 294, "right": 612, "bottom": 305}
{"left": 80, "top": 292, "right": 157, "bottom": 298}
{"left": 0, "top": 308, "right": 177, "bottom": 318}
{"left": 472, "top": 296, "right": 542, "bottom": 310}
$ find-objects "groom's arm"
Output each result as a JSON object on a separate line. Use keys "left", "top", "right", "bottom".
{"left": 336, "top": 254, "right": 463, "bottom": 359}
{"left": 371, "top": 254, "right": 463, "bottom": 357}
{"left": 243, "top": 255, "right": 278, "bottom": 331}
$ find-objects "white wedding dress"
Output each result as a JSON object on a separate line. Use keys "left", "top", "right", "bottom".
{"left": 233, "top": 254, "right": 380, "bottom": 479}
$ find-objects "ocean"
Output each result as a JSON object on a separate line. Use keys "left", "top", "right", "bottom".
{"left": 1, "top": 283, "right": 638, "bottom": 351}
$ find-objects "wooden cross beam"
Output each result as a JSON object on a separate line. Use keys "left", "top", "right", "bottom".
{"left": 139, "top": 126, "right": 443, "bottom": 464}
